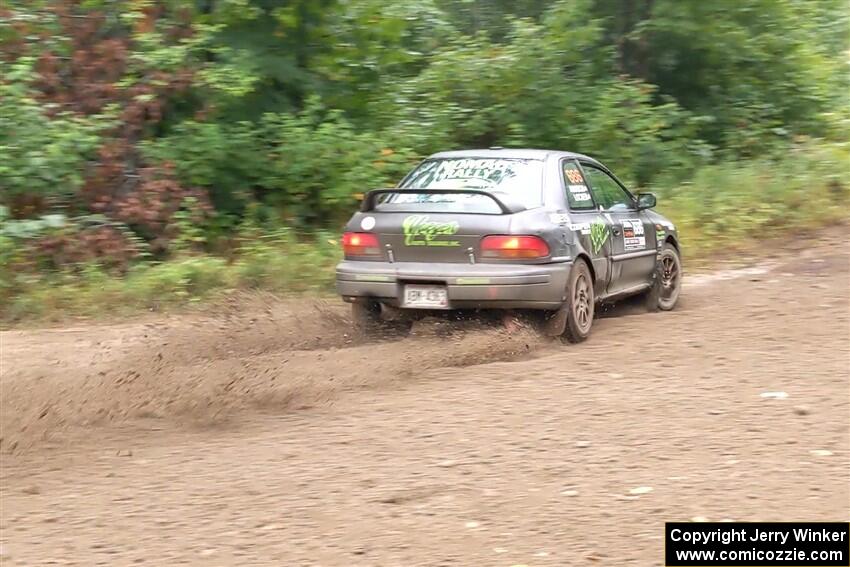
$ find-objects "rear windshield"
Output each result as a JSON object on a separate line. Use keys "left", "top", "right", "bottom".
{"left": 376, "top": 157, "right": 544, "bottom": 214}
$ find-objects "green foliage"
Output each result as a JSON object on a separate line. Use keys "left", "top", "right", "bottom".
{"left": 144, "top": 99, "right": 417, "bottom": 225}
{"left": 5, "top": 0, "right": 847, "bottom": 223}
{"left": 254, "top": 105, "right": 416, "bottom": 226}
{"left": 232, "top": 225, "right": 339, "bottom": 291}
{"left": 436, "top": 0, "right": 551, "bottom": 39}
{"left": 0, "top": 222, "right": 341, "bottom": 323}
{"left": 656, "top": 140, "right": 850, "bottom": 255}
{"left": 314, "top": 0, "right": 453, "bottom": 118}
{"left": 142, "top": 120, "right": 264, "bottom": 216}
{"left": 603, "top": 0, "right": 850, "bottom": 151}
{"left": 0, "top": 211, "right": 66, "bottom": 239}
{"left": 381, "top": 8, "right": 709, "bottom": 185}
{"left": 0, "top": 58, "right": 107, "bottom": 202}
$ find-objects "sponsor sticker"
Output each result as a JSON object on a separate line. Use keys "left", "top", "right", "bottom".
{"left": 360, "top": 216, "right": 376, "bottom": 231}
{"left": 570, "top": 222, "right": 591, "bottom": 235}
{"left": 549, "top": 213, "right": 571, "bottom": 225}
{"left": 402, "top": 215, "right": 460, "bottom": 247}
{"left": 622, "top": 219, "right": 646, "bottom": 251}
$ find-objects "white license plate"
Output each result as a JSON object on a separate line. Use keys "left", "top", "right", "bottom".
{"left": 403, "top": 284, "right": 449, "bottom": 309}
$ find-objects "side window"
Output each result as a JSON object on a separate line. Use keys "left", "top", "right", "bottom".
{"left": 582, "top": 165, "right": 634, "bottom": 211}
{"left": 562, "top": 161, "right": 595, "bottom": 210}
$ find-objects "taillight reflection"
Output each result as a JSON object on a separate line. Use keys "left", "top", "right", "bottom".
{"left": 481, "top": 235, "right": 550, "bottom": 259}
{"left": 342, "top": 232, "right": 381, "bottom": 258}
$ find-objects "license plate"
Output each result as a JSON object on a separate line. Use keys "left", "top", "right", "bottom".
{"left": 403, "top": 284, "right": 449, "bottom": 309}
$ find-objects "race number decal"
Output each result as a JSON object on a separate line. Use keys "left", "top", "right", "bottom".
{"left": 565, "top": 168, "right": 584, "bottom": 184}
{"left": 621, "top": 219, "right": 645, "bottom": 251}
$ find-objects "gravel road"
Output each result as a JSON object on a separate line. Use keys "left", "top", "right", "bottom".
{"left": 1, "top": 235, "right": 848, "bottom": 566}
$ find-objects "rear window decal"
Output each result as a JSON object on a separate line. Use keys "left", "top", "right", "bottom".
{"left": 402, "top": 215, "right": 460, "bottom": 247}
{"left": 399, "top": 157, "right": 545, "bottom": 211}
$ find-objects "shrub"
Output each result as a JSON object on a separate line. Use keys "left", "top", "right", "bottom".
{"left": 655, "top": 140, "right": 850, "bottom": 254}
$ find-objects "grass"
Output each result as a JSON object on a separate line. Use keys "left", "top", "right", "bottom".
{"left": 0, "top": 230, "right": 341, "bottom": 324}
{"left": 655, "top": 141, "right": 850, "bottom": 257}
{"left": 2, "top": 142, "right": 848, "bottom": 325}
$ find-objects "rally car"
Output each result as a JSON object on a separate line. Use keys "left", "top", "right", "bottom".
{"left": 336, "top": 148, "right": 682, "bottom": 342}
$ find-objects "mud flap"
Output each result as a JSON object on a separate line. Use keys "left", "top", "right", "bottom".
{"left": 542, "top": 306, "right": 568, "bottom": 337}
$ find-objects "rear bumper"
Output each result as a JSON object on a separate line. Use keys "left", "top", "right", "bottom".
{"left": 336, "top": 260, "right": 572, "bottom": 310}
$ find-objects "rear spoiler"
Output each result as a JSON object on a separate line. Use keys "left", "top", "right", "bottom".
{"left": 360, "top": 188, "right": 525, "bottom": 214}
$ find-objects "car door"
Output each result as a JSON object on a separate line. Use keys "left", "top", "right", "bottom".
{"left": 560, "top": 159, "right": 612, "bottom": 294}
{"left": 579, "top": 162, "right": 656, "bottom": 295}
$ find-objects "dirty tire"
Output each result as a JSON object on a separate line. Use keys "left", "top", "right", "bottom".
{"left": 645, "top": 243, "right": 682, "bottom": 312}
{"left": 563, "top": 259, "right": 594, "bottom": 343}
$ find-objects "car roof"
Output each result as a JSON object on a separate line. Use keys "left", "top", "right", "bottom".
{"left": 427, "top": 148, "right": 604, "bottom": 167}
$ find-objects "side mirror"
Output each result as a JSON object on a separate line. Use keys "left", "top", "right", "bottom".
{"left": 636, "top": 192, "right": 656, "bottom": 210}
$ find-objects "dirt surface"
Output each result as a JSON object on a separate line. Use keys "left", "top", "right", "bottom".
{"left": 1, "top": 234, "right": 848, "bottom": 566}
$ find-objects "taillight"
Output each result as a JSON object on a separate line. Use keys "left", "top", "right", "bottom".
{"left": 342, "top": 232, "right": 381, "bottom": 258}
{"left": 481, "top": 235, "right": 550, "bottom": 259}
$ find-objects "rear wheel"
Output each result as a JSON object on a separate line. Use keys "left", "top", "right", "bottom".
{"left": 563, "top": 260, "right": 595, "bottom": 343}
{"left": 644, "top": 243, "right": 682, "bottom": 311}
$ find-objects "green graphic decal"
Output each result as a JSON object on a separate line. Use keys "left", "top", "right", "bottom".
{"left": 402, "top": 215, "right": 460, "bottom": 247}
{"left": 456, "top": 277, "right": 491, "bottom": 285}
{"left": 590, "top": 218, "right": 609, "bottom": 254}
{"left": 655, "top": 224, "right": 666, "bottom": 247}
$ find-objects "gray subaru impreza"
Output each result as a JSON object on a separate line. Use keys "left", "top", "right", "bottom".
{"left": 336, "top": 148, "right": 681, "bottom": 342}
